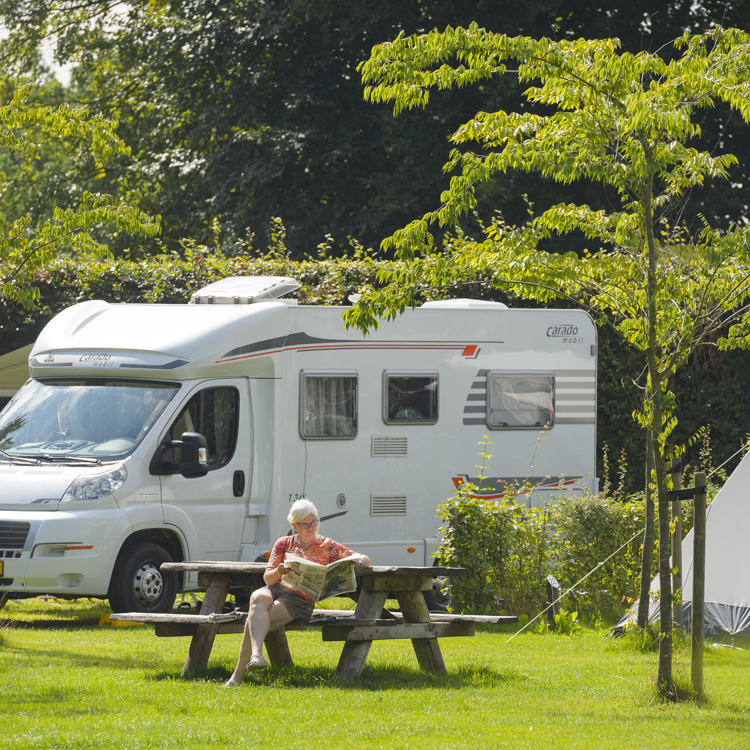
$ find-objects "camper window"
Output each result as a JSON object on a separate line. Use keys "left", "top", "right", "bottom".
{"left": 300, "top": 372, "right": 357, "bottom": 439}
{"left": 487, "top": 372, "right": 555, "bottom": 430}
{"left": 383, "top": 372, "right": 438, "bottom": 424}
{"left": 169, "top": 387, "right": 239, "bottom": 468}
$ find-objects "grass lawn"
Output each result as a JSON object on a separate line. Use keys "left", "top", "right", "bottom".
{"left": 2, "top": 598, "right": 749, "bottom": 749}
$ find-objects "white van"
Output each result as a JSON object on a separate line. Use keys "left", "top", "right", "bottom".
{"left": 0, "top": 277, "right": 597, "bottom": 612}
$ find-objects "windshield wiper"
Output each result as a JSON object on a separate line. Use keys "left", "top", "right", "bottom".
{"left": 39, "top": 455, "right": 102, "bottom": 466}
{"left": 0, "top": 449, "right": 39, "bottom": 465}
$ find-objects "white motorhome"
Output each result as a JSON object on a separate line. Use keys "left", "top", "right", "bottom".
{"left": 0, "top": 277, "right": 597, "bottom": 613}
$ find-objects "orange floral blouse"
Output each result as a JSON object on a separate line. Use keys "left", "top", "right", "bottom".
{"left": 267, "top": 534, "right": 354, "bottom": 603}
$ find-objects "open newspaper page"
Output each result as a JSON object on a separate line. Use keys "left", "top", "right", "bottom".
{"left": 281, "top": 553, "right": 359, "bottom": 602}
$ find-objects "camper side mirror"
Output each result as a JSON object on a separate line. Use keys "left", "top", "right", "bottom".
{"left": 149, "top": 432, "right": 210, "bottom": 478}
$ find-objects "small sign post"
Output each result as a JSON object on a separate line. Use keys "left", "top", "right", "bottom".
{"left": 546, "top": 574, "right": 560, "bottom": 628}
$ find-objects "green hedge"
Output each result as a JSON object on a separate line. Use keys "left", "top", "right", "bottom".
{"left": 0, "top": 248, "right": 389, "bottom": 354}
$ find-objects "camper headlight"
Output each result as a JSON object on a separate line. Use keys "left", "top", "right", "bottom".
{"left": 61, "top": 465, "right": 128, "bottom": 502}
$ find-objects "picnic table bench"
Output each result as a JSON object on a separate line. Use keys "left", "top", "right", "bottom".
{"left": 110, "top": 562, "right": 519, "bottom": 681}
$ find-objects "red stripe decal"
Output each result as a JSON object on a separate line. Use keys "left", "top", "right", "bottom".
{"left": 216, "top": 342, "right": 475, "bottom": 364}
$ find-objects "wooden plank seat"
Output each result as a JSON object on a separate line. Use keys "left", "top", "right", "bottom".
{"left": 108, "top": 610, "right": 375, "bottom": 637}
{"left": 108, "top": 609, "right": 517, "bottom": 639}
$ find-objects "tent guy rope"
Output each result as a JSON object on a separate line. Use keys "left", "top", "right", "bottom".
{"left": 505, "top": 525, "right": 645, "bottom": 643}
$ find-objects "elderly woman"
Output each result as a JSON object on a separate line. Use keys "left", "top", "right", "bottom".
{"left": 225, "top": 498, "right": 370, "bottom": 686}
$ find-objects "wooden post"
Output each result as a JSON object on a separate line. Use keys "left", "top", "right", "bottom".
{"left": 670, "top": 458, "right": 683, "bottom": 631}
{"left": 182, "top": 573, "right": 231, "bottom": 676}
{"left": 264, "top": 629, "right": 294, "bottom": 668}
{"left": 691, "top": 472, "right": 707, "bottom": 697}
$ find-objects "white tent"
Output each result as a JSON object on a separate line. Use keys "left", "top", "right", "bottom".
{"left": 0, "top": 344, "right": 32, "bottom": 399}
{"left": 676, "top": 454, "right": 750, "bottom": 639}
{"left": 619, "top": 453, "right": 750, "bottom": 642}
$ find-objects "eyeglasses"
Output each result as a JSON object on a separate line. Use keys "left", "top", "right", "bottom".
{"left": 295, "top": 519, "right": 319, "bottom": 530}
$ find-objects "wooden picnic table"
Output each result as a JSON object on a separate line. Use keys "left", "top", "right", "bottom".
{"left": 111, "top": 561, "right": 516, "bottom": 681}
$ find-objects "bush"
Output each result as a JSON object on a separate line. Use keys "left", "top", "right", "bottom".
{"left": 434, "top": 494, "right": 507, "bottom": 615}
{"left": 436, "top": 489, "right": 658, "bottom": 623}
{"left": 551, "top": 493, "right": 648, "bottom": 621}
{"left": 435, "top": 489, "right": 556, "bottom": 618}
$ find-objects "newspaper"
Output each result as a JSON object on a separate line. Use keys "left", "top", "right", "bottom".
{"left": 281, "top": 553, "right": 360, "bottom": 602}
{"left": 206, "top": 611, "right": 247, "bottom": 624}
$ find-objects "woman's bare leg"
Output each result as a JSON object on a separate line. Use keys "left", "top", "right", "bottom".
{"left": 228, "top": 588, "right": 294, "bottom": 683}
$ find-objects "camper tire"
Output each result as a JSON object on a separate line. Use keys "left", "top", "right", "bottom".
{"left": 108, "top": 542, "right": 178, "bottom": 614}
{"left": 423, "top": 578, "right": 451, "bottom": 613}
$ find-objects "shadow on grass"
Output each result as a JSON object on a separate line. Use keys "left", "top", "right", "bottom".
{"left": 1, "top": 600, "right": 111, "bottom": 629}
{"left": 2, "top": 643, "right": 168, "bottom": 674}
{"left": 1, "top": 616, "right": 110, "bottom": 630}
{"left": 160, "top": 663, "right": 527, "bottom": 691}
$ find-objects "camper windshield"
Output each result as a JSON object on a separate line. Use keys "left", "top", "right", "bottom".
{"left": 0, "top": 378, "right": 178, "bottom": 461}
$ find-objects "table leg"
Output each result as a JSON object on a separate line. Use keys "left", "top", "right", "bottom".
{"left": 265, "top": 629, "right": 294, "bottom": 668}
{"left": 396, "top": 589, "right": 446, "bottom": 673}
{"left": 181, "top": 573, "right": 231, "bottom": 676}
{"left": 335, "top": 589, "right": 389, "bottom": 681}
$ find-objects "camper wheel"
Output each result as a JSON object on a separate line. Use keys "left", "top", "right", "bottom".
{"left": 423, "top": 578, "right": 451, "bottom": 613}
{"left": 108, "top": 542, "right": 178, "bottom": 614}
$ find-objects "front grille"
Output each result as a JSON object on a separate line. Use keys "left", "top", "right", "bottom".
{"left": 0, "top": 522, "right": 30, "bottom": 550}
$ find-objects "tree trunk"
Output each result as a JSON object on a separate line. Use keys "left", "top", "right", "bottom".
{"left": 642, "top": 177, "right": 673, "bottom": 699}
{"left": 637, "top": 430, "right": 655, "bottom": 629}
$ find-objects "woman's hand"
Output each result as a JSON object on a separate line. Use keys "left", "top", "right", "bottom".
{"left": 264, "top": 564, "right": 288, "bottom": 585}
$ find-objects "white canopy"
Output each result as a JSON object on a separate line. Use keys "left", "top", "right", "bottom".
{"left": 677, "top": 453, "right": 750, "bottom": 638}
{"left": 618, "top": 452, "right": 750, "bottom": 642}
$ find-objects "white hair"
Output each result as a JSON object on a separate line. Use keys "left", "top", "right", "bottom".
{"left": 288, "top": 498, "right": 320, "bottom": 526}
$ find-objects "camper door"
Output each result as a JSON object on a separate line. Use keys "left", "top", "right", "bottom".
{"left": 159, "top": 379, "right": 248, "bottom": 559}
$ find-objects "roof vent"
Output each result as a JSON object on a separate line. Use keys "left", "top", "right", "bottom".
{"left": 189, "top": 276, "right": 300, "bottom": 305}
{"left": 420, "top": 299, "right": 508, "bottom": 309}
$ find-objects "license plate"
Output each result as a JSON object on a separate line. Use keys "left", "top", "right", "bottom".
{"left": 0, "top": 561, "right": 3, "bottom": 576}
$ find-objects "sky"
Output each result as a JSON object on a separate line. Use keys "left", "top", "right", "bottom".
{"left": 0, "top": 23, "right": 73, "bottom": 87}
{"left": 41, "top": 37, "right": 72, "bottom": 86}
